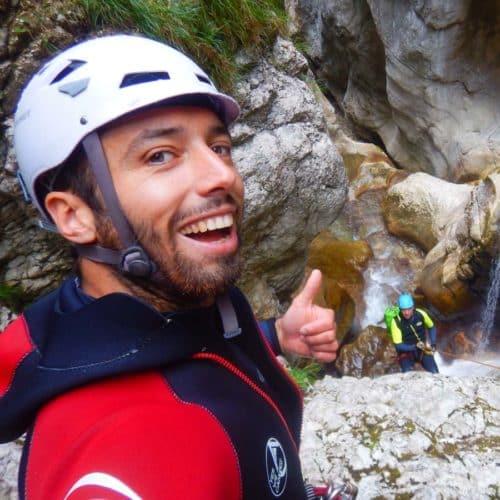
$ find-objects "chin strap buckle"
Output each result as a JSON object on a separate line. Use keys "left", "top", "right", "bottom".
{"left": 120, "top": 246, "right": 156, "bottom": 278}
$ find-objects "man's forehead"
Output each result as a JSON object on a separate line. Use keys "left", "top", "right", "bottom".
{"left": 102, "top": 103, "right": 227, "bottom": 136}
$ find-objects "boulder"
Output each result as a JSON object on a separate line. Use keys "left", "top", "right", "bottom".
{"left": 233, "top": 38, "right": 348, "bottom": 316}
{"left": 335, "top": 325, "right": 400, "bottom": 377}
{"left": 383, "top": 172, "right": 473, "bottom": 252}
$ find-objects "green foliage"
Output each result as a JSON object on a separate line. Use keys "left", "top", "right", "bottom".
{"left": 290, "top": 33, "right": 309, "bottom": 55}
{"left": 76, "top": 0, "right": 287, "bottom": 90}
{"left": 287, "top": 360, "right": 323, "bottom": 391}
{"left": 0, "top": 283, "right": 29, "bottom": 312}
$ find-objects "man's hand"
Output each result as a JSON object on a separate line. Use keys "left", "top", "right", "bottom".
{"left": 416, "top": 341, "right": 425, "bottom": 350}
{"left": 275, "top": 269, "right": 338, "bottom": 362}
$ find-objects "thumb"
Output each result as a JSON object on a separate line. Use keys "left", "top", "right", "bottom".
{"left": 295, "top": 269, "right": 322, "bottom": 306}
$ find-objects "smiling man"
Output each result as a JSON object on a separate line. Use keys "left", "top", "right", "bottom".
{"left": 0, "top": 35, "right": 340, "bottom": 499}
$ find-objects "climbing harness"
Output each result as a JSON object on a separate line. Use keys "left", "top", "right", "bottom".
{"left": 306, "top": 480, "right": 358, "bottom": 499}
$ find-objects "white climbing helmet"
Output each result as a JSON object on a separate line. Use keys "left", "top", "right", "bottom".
{"left": 14, "top": 34, "right": 240, "bottom": 218}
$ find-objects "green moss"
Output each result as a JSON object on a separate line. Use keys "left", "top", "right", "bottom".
{"left": 363, "top": 422, "right": 383, "bottom": 449}
{"left": 426, "top": 444, "right": 448, "bottom": 460}
{"left": 403, "top": 420, "right": 416, "bottom": 434}
{"left": 386, "top": 467, "right": 401, "bottom": 484}
{"left": 399, "top": 452, "right": 414, "bottom": 461}
{"left": 395, "top": 494, "right": 413, "bottom": 500}
{"left": 76, "top": 0, "right": 287, "bottom": 90}
{"left": 491, "top": 484, "right": 499, "bottom": 498}
{"left": 290, "top": 33, "right": 309, "bottom": 55}
{"left": 470, "top": 435, "right": 500, "bottom": 452}
{"left": 0, "top": 283, "right": 30, "bottom": 312}
{"left": 441, "top": 442, "right": 459, "bottom": 456}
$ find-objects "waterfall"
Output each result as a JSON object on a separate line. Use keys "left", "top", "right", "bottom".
{"left": 479, "top": 257, "right": 500, "bottom": 349}
{"left": 361, "top": 262, "right": 406, "bottom": 329}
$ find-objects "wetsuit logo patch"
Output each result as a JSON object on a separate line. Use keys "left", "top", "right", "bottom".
{"left": 265, "top": 437, "right": 287, "bottom": 497}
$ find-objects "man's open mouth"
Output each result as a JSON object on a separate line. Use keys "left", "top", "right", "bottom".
{"left": 179, "top": 214, "right": 234, "bottom": 243}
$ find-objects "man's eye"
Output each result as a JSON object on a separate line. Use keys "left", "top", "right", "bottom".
{"left": 212, "top": 145, "right": 231, "bottom": 156}
{"left": 148, "top": 150, "right": 174, "bottom": 164}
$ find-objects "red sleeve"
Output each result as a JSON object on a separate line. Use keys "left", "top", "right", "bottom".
{"left": 0, "top": 315, "right": 34, "bottom": 397}
{"left": 25, "top": 372, "right": 242, "bottom": 500}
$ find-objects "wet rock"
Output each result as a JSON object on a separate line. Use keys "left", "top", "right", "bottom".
{"left": 306, "top": 232, "right": 372, "bottom": 338}
{"left": 448, "top": 331, "right": 478, "bottom": 356}
{"left": 335, "top": 325, "right": 400, "bottom": 377}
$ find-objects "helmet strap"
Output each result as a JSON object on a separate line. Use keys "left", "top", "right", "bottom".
{"left": 79, "top": 132, "right": 156, "bottom": 278}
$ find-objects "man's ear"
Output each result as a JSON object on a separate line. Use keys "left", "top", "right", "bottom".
{"left": 44, "top": 192, "right": 97, "bottom": 244}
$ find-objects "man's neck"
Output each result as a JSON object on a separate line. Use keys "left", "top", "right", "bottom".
{"left": 79, "top": 258, "right": 214, "bottom": 312}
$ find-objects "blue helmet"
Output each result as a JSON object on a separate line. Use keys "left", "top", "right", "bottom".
{"left": 398, "top": 293, "right": 414, "bottom": 309}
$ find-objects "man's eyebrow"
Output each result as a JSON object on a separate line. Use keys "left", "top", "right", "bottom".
{"left": 210, "top": 123, "right": 230, "bottom": 137}
{"left": 123, "top": 127, "right": 182, "bottom": 159}
{"left": 123, "top": 123, "right": 230, "bottom": 160}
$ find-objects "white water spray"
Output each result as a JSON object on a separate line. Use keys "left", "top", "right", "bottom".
{"left": 478, "top": 257, "right": 500, "bottom": 349}
{"left": 361, "top": 263, "right": 406, "bottom": 329}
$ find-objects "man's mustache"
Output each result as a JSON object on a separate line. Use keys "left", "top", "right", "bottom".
{"left": 171, "top": 194, "right": 241, "bottom": 226}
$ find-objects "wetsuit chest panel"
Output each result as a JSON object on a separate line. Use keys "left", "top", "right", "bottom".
{"left": 400, "top": 312, "right": 426, "bottom": 344}
{"left": 163, "top": 359, "right": 306, "bottom": 499}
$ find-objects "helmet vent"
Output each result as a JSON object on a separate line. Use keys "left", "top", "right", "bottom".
{"left": 51, "top": 60, "right": 86, "bottom": 84}
{"left": 196, "top": 74, "right": 212, "bottom": 85}
{"left": 120, "top": 72, "right": 170, "bottom": 88}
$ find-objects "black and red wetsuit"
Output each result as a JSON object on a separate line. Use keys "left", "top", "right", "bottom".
{"left": 0, "top": 278, "right": 307, "bottom": 499}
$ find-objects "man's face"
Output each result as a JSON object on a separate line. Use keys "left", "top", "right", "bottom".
{"left": 99, "top": 105, "right": 244, "bottom": 302}
{"left": 400, "top": 307, "right": 414, "bottom": 320}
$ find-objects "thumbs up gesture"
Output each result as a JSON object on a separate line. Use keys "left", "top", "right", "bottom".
{"left": 276, "top": 269, "right": 338, "bottom": 362}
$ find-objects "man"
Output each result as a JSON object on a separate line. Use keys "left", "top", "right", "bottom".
{"left": 389, "top": 293, "right": 439, "bottom": 373}
{"left": 0, "top": 35, "right": 340, "bottom": 499}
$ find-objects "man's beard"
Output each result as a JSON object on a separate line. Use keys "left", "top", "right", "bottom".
{"left": 139, "top": 218, "right": 243, "bottom": 305}
{"left": 95, "top": 210, "right": 242, "bottom": 309}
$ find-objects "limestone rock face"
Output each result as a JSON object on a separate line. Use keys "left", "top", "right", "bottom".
{"left": 301, "top": 373, "right": 500, "bottom": 499}
{"left": 234, "top": 38, "right": 348, "bottom": 316}
{"left": 0, "top": 440, "right": 21, "bottom": 500}
{"left": 289, "top": 0, "right": 500, "bottom": 182}
{"left": 383, "top": 172, "right": 500, "bottom": 315}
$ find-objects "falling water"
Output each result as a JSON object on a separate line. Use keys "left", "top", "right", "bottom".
{"left": 361, "top": 262, "right": 406, "bottom": 329}
{"left": 478, "top": 257, "right": 500, "bottom": 349}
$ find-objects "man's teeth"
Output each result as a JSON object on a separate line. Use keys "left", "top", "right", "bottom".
{"left": 180, "top": 214, "right": 233, "bottom": 235}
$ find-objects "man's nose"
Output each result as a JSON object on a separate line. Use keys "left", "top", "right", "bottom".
{"left": 194, "top": 145, "right": 239, "bottom": 195}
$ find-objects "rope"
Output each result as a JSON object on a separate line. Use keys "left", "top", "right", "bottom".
{"left": 437, "top": 349, "right": 500, "bottom": 370}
